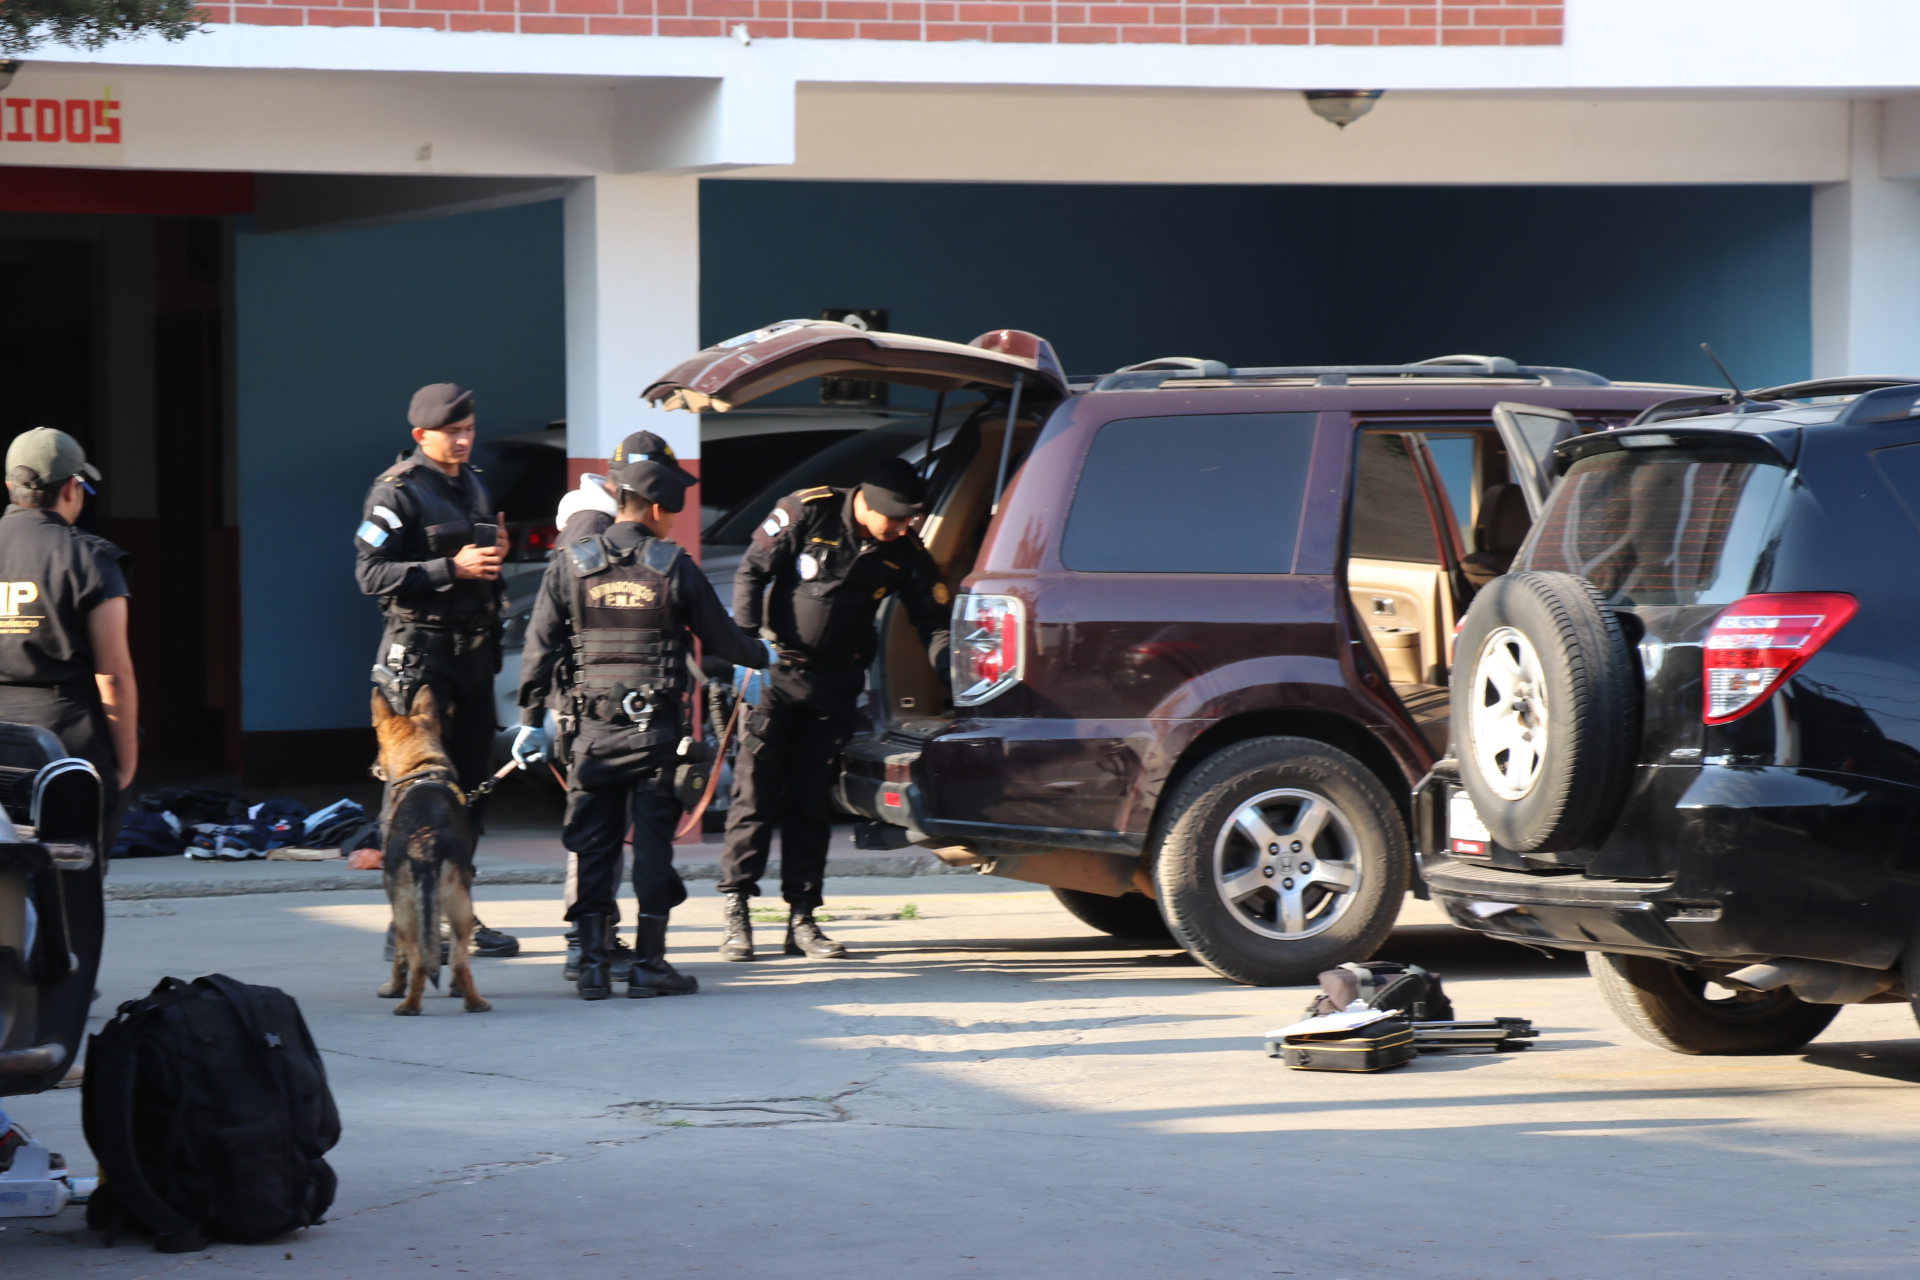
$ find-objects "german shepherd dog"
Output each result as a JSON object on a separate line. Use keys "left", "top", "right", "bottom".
{"left": 371, "top": 688, "right": 491, "bottom": 1015}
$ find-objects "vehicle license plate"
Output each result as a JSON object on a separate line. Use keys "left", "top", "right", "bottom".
{"left": 1448, "top": 791, "right": 1492, "bottom": 857}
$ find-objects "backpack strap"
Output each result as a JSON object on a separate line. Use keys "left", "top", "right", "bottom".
{"left": 81, "top": 979, "right": 209, "bottom": 1253}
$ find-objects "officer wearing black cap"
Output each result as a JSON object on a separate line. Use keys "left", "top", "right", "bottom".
{"left": 356, "top": 384, "right": 518, "bottom": 959}
{"left": 356, "top": 383, "right": 506, "bottom": 786}
{"left": 717, "top": 456, "right": 950, "bottom": 962}
{"left": 514, "top": 431, "right": 769, "bottom": 1001}
{"left": 0, "top": 428, "right": 137, "bottom": 805}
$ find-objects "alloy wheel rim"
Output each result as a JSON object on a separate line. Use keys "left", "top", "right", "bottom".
{"left": 1211, "top": 788, "right": 1362, "bottom": 941}
{"left": 1471, "top": 625, "right": 1550, "bottom": 801}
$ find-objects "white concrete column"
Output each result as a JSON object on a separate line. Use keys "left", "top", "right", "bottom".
{"left": 563, "top": 173, "right": 701, "bottom": 473}
{"left": 1812, "top": 100, "right": 1920, "bottom": 378}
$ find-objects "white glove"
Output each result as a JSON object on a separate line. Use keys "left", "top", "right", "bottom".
{"left": 555, "top": 473, "right": 617, "bottom": 526}
{"left": 511, "top": 725, "right": 550, "bottom": 769}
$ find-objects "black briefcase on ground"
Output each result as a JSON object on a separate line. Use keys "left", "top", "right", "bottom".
{"left": 1270, "top": 1017, "right": 1416, "bottom": 1072}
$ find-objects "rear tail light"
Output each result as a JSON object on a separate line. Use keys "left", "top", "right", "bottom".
{"left": 952, "top": 594, "right": 1025, "bottom": 707}
{"left": 515, "top": 524, "right": 558, "bottom": 560}
{"left": 1702, "top": 592, "right": 1857, "bottom": 724}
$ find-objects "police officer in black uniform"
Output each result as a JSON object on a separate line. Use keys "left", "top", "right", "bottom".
{"left": 0, "top": 429, "right": 137, "bottom": 807}
{"left": 355, "top": 383, "right": 517, "bottom": 958}
{"left": 514, "top": 431, "right": 768, "bottom": 1000}
{"left": 718, "top": 457, "right": 950, "bottom": 962}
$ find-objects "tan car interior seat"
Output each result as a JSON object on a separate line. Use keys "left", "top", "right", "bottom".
{"left": 1460, "top": 482, "right": 1531, "bottom": 589}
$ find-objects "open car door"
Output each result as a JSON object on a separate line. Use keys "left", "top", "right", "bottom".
{"left": 643, "top": 320, "right": 1069, "bottom": 413}
{"left": 1491, "top": 402, "right": 1580, "bottom": 518}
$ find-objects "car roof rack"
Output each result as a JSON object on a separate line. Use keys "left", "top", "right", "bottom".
{"left": 1092, "top": 353, "right": 1609, "bottom": 392}
{"left": 1628, "top": 376, "right": 1920, "bottom": 426}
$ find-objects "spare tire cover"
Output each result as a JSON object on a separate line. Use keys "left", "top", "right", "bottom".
{"left": 1451, "top": 570, "right": 1640, "bottom": 853}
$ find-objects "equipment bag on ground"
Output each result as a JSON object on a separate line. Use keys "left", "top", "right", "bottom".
{"left": 81, "top": 974, "right": 340, "bottom": 1252}
{"left": 1272, "top": 1018, "right": 1417, "bottom": 1072}
{"left": 1306, "top": 961, "right": 1454, "bottom": 1021}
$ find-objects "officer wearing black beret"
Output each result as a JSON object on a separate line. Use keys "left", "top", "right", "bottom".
{"left": 355, "top": 384, "right": 517, "bottom": 958}
{"left": 718, "top": 456, "right": 951, "bottom": 962}
{"left": 514, "top": 431, "right": 769, "bottom": 1000}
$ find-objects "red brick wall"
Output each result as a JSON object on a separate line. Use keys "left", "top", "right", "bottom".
{"left": 205, "top": 0, "right": 1562, "bottom": 45}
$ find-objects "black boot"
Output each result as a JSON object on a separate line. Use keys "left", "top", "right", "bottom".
{"left": 565, "top": 925, "right": 633, "bottom": 982}
{"left": 471, "top": 919, "right": 520, "bottom": 958}
{"left": 628, "top": 915, "right": 699, "bottom": 998}
{"left": 575, "top": 914, "right": 614, "bottom": 1000}
{"left": 785, "top": 908, "right": 848, "bottom": 959}
{"left": 719, "top": 892, "right": 755, "bottom": 962}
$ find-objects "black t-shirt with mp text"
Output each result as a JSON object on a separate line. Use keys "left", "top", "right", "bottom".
{"left": 0, "top": 507, "right": 131, "bottom": 690}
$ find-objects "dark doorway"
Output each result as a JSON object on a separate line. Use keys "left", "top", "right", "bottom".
{"left": 0, "top": 213, "right": 240, "bottom": 781}
{"left": 147, "top": 218, "right": 240, "bottom": 773}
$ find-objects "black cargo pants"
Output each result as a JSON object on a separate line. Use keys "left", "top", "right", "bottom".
{"left": 718, "top": 665, "right": 864, "bottom": 911}
{"left": 562, "top": 720, "right": 688, "bottom": 922}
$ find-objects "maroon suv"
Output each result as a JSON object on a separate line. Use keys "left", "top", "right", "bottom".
{"left": 648, "top": 321, "right": 1710, "bottom": 984}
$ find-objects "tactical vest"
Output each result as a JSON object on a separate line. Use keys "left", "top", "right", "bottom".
{"left": 565, "top": 532, "right": 687, "bottom": 730}
{"left": 380, "top": 457, "right": 500, "bottom": 634}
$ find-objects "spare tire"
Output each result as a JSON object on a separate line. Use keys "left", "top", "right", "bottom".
{"left": 1452, "top": 570, "right": 1639, "bottom": 852}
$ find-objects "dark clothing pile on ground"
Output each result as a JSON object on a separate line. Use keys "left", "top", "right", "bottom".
{"left": 111, "top": 790, "right": 377, "bottom": 861}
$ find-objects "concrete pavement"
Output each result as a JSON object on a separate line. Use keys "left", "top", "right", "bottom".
{"left": 8, "top": 884, "right": 1920, "bottom": 1278}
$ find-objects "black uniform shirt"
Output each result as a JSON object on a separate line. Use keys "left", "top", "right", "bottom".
{"left": 0, "top": 507, "right": 130, "bottom": 690}
{"left": 353, "top": 449, "right": 502, "bottom": 629}
{"left": 733, "top": 486, "right": 950, "bottom": 669}
{"left": 516, "top": 519, "right": 767, "bottom": 726}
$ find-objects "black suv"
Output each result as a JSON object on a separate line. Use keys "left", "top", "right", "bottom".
{"left": 1422, "top": 377, "right": 1920, "bottom": 1054}
{"left": 647, "top": 321, "right": 1709, "bottom": 984}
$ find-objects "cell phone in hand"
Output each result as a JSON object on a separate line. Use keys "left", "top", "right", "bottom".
{"left": 472, "top": 522, "right": 499, "bottom": 550}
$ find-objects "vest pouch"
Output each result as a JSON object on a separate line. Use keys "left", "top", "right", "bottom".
{"left": 571, "top": 716, "right": 676, "bottom": 792}
{"left": 674, "top": 759, "right": 711, "bottom": 810}
{"left": 425, "top": 520, "right": 474, "bottom": 557}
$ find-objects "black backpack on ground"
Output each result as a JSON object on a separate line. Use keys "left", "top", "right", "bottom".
{"left": 81, "top": 974, "right": 341, "bottom": 1252}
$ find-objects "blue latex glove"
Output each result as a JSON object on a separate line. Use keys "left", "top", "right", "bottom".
{"left": 511, "top": 724, "right": 550, "bottom": 769}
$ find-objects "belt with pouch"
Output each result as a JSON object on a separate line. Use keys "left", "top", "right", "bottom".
{"left": 388, "top": 622, "right": 496, "bottom": 657}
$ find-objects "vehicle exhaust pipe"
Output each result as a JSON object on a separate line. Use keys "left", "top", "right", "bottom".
{"left": 1721, "top": 959, "right": 1900, "bottom": 1004}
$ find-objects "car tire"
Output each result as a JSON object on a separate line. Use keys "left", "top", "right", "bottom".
{"left": 1453, "top": 570, "right": 1639, "bottom": 853}
{"left": 1050, "top": 888, "right": 1174, "bottom": 941}
{"left": 1589, "top": 952, "right": 1839, "bottom": 1055}
{"left": 1153, "top": 736, "right": 1409, "bottom": 987}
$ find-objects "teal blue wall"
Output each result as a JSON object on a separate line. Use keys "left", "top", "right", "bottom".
{"left": 701, "top": 181, "right": 1813, "bottom": 392}
{"left": 232, "top": 182, "right": 1812, "bottom": 733}
{"left": 234, "top": 201, "right": 565, "bottom": 733}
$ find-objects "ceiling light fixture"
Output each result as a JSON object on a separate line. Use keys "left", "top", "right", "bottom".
{"left": 1304, "top": 90, "right": 1384, "bottom": 129}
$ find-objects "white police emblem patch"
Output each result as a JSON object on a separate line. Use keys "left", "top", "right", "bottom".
{"left": 797, "top": 552, "right": 820, "bottom": 581}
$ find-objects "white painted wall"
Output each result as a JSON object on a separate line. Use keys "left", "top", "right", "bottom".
{"left": 1813, "top": 101, "right": 1920, "bottom": 378}
{"left": 0, "top": 63, "right": 790, "bottom": 177}
{"left": 777, "top": 85, "right": 1851, "bottom": 185}
{"left": 0, "top": 60, "right": 1864, "bottom": 186}
{"left": 563, "top": 174, "right": 702, "bottom": 465}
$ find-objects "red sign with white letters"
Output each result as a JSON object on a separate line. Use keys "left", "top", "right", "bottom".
{"left": 1, "top": 95, "right": 121, "bottom": 145}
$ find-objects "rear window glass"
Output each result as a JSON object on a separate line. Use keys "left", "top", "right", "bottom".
{"left": 1061, "top": 413, "right": 1316, "bottom": 573}
{"left": 1517, "top": 448, "right": 1788, "bottom": 606}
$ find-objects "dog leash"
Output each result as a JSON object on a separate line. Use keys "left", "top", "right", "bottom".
{"left": 464, "top": 760, "right": 518, "bottom": 810}
{"left": 673, "top": 696, "right": 744, "bottom": 840}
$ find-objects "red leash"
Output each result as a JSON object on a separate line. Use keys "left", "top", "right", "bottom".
{"left": 673, "top": 697, "right": 743, "bottom": 840}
